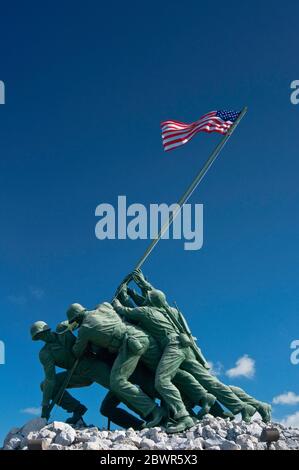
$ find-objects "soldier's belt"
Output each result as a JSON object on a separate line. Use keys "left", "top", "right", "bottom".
{"left": 109, "top": 324, "right": 127, "bottom": 349}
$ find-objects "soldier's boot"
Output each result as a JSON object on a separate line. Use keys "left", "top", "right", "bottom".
{"left": 66, "top": 404, "right": 88, "bottom": 425}
{"left": 223, "top": 411, "right": 235, "bottom": 420}
{"left": 207, "top": 401, "right": 234, "bottom": 420}
{"left": 145, "top": 406, "right": 166, "bottom": 428}
{"left": 167, "top": 415, "right": 195, "bottom": 434}
{"left": 197, "top": 393, "right": 216, "bottom": 419}
{"left": 256, "top": 403, "right": 272, "bottom": 423}
{"left": 188, "top": 409, "right": 200, "bottom": 426}
{"left": 241, "top": 404, "right": 256, "bottom": 423}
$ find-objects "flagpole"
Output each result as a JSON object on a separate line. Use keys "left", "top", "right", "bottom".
{"left": 134, "top": 106, "right": 248, "bottom": 270}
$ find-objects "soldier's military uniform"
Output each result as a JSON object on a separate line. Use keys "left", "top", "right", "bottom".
{"left": 126, "top": 270, "right": 271, "bottom": 424}
{"left": 67, "top": 302, "right": 165, "bottom": 427}
{"left": 31, "top": 321, "right": 144, "bottom": 428}
{"left": 114, "top": 272, "right": 256, "bottom": 431}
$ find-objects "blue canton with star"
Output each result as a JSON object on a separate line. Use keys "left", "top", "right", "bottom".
{"left": 216, "top": 110, "right": 240, "bottom": 122}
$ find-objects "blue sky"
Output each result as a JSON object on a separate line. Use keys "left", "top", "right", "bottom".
{"left": 1, "top": 1, "right": 299, "bottom": 442}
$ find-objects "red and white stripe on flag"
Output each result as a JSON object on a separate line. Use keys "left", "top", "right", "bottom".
{"left": 161, "top": 111, "right": 233, "bottom": 152}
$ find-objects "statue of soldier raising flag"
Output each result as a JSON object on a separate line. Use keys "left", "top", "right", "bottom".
{"left": 30, "top": 106, "right": 272, "bottom": 432}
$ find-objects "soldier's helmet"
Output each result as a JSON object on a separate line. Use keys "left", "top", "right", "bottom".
{"left": 56, "top": 320, "right": 70, "bottom": 334}
{"left": 147, "top": 289, "right": 167, "bottom": 308}
{"left": 67, "top": 303, "right": 85, "bottom": 323}
{"left": 30, "top": 321, "right": 51, "bottom": 341}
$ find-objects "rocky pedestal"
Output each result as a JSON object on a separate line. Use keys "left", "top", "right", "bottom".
{"left": 2, "top": 415, "right": 299, "bottom": 451}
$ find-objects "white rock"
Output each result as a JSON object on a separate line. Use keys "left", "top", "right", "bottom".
{"left": 217, "top": 428, "right": 228, "bottom": 439}
{"left": 274, "top": 440, "right": 290, "bottom": 451}
{"left": 112, "top": 444, "right": 138, "bottom": 450}
{"left": 140, "top": 437, "right": 157, "bottom": 449}
{"left": 236, "top": 434, "right": 258, "bottom": 450}
{"left": 75, "top": 433, "right": 91, "bottom": 443}
{"left": 113, "top": 436, "right": 140, "bottom": 447}
{"left": 154, "top": 442, "right": 173, "bottom": 450}
{"left": 38, "top": 429, "right": 56, "bottom": 441}
{"left": 82, "top": 441, "right": 101, "bottom": 450}
{"left": 226, "top": 428, "right": 237, "bottom": 441}
{"left": 48, "top": 421, "right": 73, "bottom": 433}
{"left": 285, "top": 439, "right": 299, "bottom": 450}
{"left": 168, "top": 436, "right": 187, "bottom": 446}
{"left": 48, "top": 443, "right": 65, "bottom": 450}
{"left": 4, "top": 418, "right": 299, "bottom": 451}
{"left": 146, "top": 427, "right": 167, "bottom": 443}
{"left": 245, "top": 422, "right": 263, "bottom": 437}
{"left": 26, "top": 431, "right": 39, "bottom": 442}
{"left": 188, "top": 438, "right": 204, "bottom": 450}
{"left": 55, "top": 427, "right": 76, "bottom": 446}
{"left": 204, "top": 437, "right": 225, "bottom": 448}
{"left": 194, "top": 425, "right": 203, "bottom": 437}
{"left": 109, "top": 430, "right": 126, "bottom": 441}
{"left": 256, "top": 442, "right": 266, "bottom": 450}
{"left": 202, "top": 425, "right": 217, "bottom": 440}
{"left": 125, "top": 436, "right": 142, "bottom": 447}
{"left": 21, "top": 418, "right": 47, "bottom": 437}
{"left": 219, "top": 440, "right": 241, "bottom": 451}
{"left": 4, "top": 436, "right": 22, "bottom": 450}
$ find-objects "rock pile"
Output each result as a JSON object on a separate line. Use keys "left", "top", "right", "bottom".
{"left": 2, "top": 415, "right": 299, "bottom": 450}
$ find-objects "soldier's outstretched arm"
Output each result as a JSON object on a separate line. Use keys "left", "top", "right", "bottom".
{"left": 132, "top": 269, "right": 154, "bottom": 294}
{"left": 113, "top": 298, "right": 146, "bottom": 322}
{"left": 115, "top": 283, "right": 135, "bottom": 308}
{"left": 127, "top": 287, "right": 146, "bottom": 306}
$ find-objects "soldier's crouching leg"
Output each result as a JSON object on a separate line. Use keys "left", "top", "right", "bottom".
{"left": 40, "top": 373, "right": 86, "bottom": 413}
{"left": 155, "top": 344, "right": 190, "bottom": 420}
{"left": 110, "top": 336, "right": 157, "bottom": 419}
{"left": 100, "top": 391, "right": 144, "bottom": 430}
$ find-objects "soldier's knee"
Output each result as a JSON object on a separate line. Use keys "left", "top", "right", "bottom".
{"left": 155, "top": 375, "right": 169, "bottom": 394}
{"left": 110, "top": 375, "right": 128, "bottom": 393}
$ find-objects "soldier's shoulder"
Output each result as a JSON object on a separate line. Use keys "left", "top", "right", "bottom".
{"left": 93, "top": 302, "right": 113, "bottom": 312}
{"left": 140, "top": 305, "right": 154, "bottom": 315}
{"left": 95, "top": 302, "right": 115, "bottom": 314}
{"left": 39, "top": 344, "right": 51, "bottom": 362}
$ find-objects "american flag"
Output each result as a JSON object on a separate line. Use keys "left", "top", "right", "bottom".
{"left": 161, "top": 110, "right": 240, "bottom": 152}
